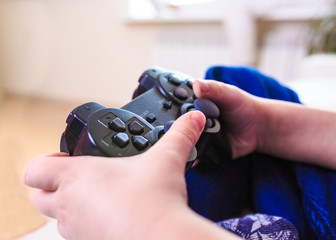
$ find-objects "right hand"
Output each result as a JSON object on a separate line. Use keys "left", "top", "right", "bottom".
{"left": 193, "top": 79, "right": 263, "bottom": 159}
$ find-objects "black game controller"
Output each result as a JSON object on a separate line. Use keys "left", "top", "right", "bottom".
{"left": 60, "top": 67, "right": 222, "bottom": 172}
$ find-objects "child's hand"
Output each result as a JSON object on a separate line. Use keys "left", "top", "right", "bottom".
{"left": 23, "top": 111, "right": 206, "bottom": 240}
{"left": 193, "top": 79, "right": 262, "bottom": 159}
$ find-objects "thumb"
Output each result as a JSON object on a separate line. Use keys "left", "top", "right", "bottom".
{"left": 146, "top": 111, "right": 206, "bottom": 172}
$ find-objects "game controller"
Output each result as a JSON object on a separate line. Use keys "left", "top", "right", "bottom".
{"left": 60, "top": 67, "right": 223, "bottom": 173}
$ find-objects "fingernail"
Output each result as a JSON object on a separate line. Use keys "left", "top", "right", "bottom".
{"left": 190, "top": 111, "right": 206, "bottom": 132}
{"left": 195, "top": 79, "right": 209, "bottom": 93}
{"left": 21, "top": 164, "right": 30, "bottom": 184}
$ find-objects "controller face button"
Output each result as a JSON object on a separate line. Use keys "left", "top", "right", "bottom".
{"left": 112, "top": 132, "right": 129, "bottom": 148}
{"left": 163, "top": 101, "right": 173, "bottom": 110}
{"left": 108, "top": 117, "right": 126, "bottom": 132}
{"left": 145, "top": 113, "right": 156, "bottom": 123}
{"left": 186, "top": 80, "right": 193, "bottom": 89}
{"left": 194, "top": 98, "right": 220, "bottom": 118}
{"left": 168, "top": 74, "right": 183, "bottom": 86}
{"left": 128, "top": 121, "right": 144, "bottom": 135}
{"left": 132, "top": 136, "right": 149, "bottom": 151}
{"left": 174, "top": 87, "right": 189, "bottom": 100}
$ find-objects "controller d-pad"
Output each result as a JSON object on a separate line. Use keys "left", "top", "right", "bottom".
{"left": 128, "top": 121, "right": 144, "bottom": 135}
{"left": 113, "top": 133, "right": 129, "bottom": 148}
{"left": 108, "top": 117, "right": 126, "bottom": 132}
{"left": 132, "top": 136, "right": 149, "bottom": 151}
{"left": 174, "top": 87, "right": 189, "bottom": 100}
{"left": 99, "top": 112, "right": 118, "bottom": 127}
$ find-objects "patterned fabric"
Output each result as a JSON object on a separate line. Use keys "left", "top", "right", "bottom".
{"left": 217, "top": 214, "right": 299, "bottom": 240}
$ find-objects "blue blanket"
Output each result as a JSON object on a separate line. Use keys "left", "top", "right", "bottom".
{"left": 186, "top": 66, "right": 336, "bottom": 240}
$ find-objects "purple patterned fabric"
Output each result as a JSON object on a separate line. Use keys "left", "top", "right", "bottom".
{"left": 216, "top": 214, "right": 299, "bottom": 240}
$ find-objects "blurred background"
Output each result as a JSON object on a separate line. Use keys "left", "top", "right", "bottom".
{"left": 0, "top": 0, "right": 335, "bottom": 239}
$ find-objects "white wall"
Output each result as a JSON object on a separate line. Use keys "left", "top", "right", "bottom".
{"left": 1, "top": 0, "right": 334, "bottom": 107}
{"left": 0, "top": 0, "right": 160, "bottom": 106}
{"left": 0, "top": 0, "right": 232, "bottom": 106}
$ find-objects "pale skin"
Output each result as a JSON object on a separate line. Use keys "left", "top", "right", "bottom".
{"left": 193, "top": 79, "right": 336, "bottom": 170}
{"left": 23, "top": 79, "right": 336, "bottom": 240}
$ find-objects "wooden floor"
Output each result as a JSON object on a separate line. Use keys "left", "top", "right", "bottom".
{"left": 0, "top": 95, "right": 80, "bottom": 240}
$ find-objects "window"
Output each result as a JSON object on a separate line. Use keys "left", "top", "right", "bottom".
{"left": 127, "top": 0, "right": 229, "bottom": 22}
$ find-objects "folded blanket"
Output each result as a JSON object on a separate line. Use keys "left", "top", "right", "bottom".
{"left": 186, "top": 66, "right": 336, "bottom": 240}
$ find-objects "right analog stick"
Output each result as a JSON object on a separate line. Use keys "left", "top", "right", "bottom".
{"left": 194, "top": 98, "right": 220, "bottom": 119}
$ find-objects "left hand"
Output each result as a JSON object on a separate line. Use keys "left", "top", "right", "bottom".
{"left": 23, "top": 111, "right": 206, "bottom": 240}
